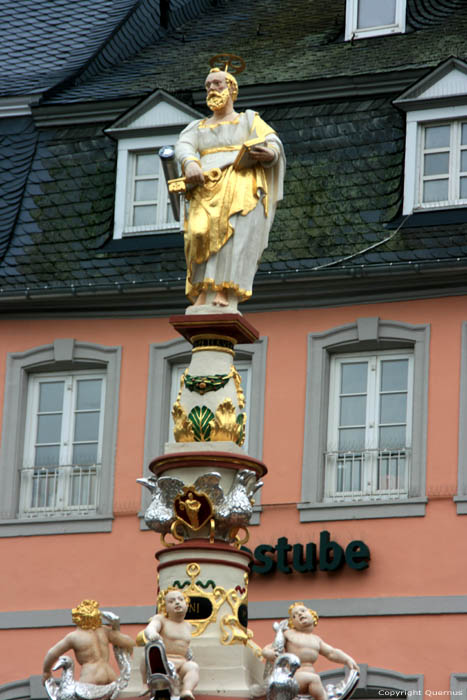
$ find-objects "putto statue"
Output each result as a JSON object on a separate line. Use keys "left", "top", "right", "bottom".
{"left": 174, "top": 54, "right": 285, "bottom": 311}
{"left": 137, "top": 588, "right": 199, "bottom": 700}
{"left": 42, "top": 600, "right": 134, "bottom": 700}
{"left": 262, "top": 603, "right": 359, "bottom": 700}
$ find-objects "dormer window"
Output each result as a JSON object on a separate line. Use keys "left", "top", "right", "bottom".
{"left": 394, "top": 58, "right": 467, "bottom": 214}
{"left": 105, "top": 90, "right": 202, "bottom": 239}
{"left": 419, "top": 122, "right": 467, "bottom": 207}
{"left": 126, "top": 149, "right": 177, "bottom": 232}
{"left": 345, "top": 0, "right": 406, "bottom": 40}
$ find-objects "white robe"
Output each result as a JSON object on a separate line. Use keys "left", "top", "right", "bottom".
{"left": 175, "top": 109, "right": 285, "bottom": 302}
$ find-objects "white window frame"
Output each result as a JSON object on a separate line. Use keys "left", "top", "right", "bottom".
{"left": 412, "top": 118, "right": 467, "bottom": 211}
{"left": 0, "top": 340, "right": 121, "bottom": 537}
{"left": 325, "top": 350, "right": 413, "bottom": 502}
{"left": 300, "top": 318, "right": 429, "bottom": 522}
{"left": 19, "top": 371, "right": 106, "bottom": 518}
{"left": 114, "top": 134, "right": 182, "bottom": 238}
{"left": 345, "top": 0, "right": 406, "bottom": 41}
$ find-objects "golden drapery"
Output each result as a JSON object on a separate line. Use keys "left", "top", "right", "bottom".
{"left": 182, "top": 113, "right": 278, "bottom": 301}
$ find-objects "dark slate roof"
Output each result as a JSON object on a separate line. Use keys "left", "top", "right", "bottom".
{"left": 45, "top": 0, "right": 467, "bottom": 104}
{"left": 0, "top": 0, "right": 137, "bottom": 97}
{"left": 1, "top": 0, "right": 467, "bottom": 302}
{"left": 0, "top": 0, "right": 212, "bottom": 99}
{"left": 2, "top": 94, "right": 467, "bottom": 297}
{"left": 0, "top": 118, "right": 38, "bottom": 260}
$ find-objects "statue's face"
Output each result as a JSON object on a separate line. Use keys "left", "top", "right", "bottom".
{"left": 205, "top": 71, "right": 231, "bottom": 112}
{"left": 291, "top": 605, "right": 315, "bottom": 630}
{"left": 165, "top": 590, "right": 187, "bottom": 617}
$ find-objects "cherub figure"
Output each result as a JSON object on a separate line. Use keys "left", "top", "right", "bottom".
{"left": 262, "top": 603, "right": 359, "bottom": 700}
{"left": 138, "top": 588, "right": 199, "bottom": 700}
{"left": 42, "top": 599, "right": 134, "bottom": 695}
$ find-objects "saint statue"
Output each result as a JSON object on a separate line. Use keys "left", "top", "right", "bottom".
{"left": 175, "top": 58, "right": 285, "bottom": 311}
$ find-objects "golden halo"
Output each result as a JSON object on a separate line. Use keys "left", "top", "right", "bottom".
{"left": 209, "top": 53, "right": 246, "bottom": 75}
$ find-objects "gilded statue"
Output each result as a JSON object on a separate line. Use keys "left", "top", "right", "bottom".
{"left": 174, "top": 57, "right": 285, "bottom": 310}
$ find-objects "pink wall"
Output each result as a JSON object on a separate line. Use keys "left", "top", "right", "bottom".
{"left": 0, "top": 296, "right": 465, "bottom": 688}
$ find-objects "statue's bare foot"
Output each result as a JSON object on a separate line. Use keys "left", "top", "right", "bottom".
{"left": 213, "top": 291, "right": 229, "bottom": 307}
{"left": 180, "top": 692, "right": 195, "bottom": 700}
{"left": 194, "top": 291, "right": 207, "bottom": 306}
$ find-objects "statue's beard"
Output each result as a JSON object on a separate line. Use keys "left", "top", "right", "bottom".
{"left": 206, "top": 88, "right": 230, "bottom": 112}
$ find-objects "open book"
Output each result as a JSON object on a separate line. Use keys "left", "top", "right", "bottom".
{"left": 233, "top": 137, "right": 267, "bottom": 170}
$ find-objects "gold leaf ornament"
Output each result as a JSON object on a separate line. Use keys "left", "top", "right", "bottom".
{"left": 210, "top": 398, "right": 246, "bottom": 445}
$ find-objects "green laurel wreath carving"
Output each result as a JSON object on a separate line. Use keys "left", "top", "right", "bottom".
{"left": 185, "top": 373, "right": 231, "bottom": 395}
{"left": 189, "top": 405, "right": 215, "bottom": 441}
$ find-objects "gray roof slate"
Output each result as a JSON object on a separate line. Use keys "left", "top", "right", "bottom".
{"left": 44, "top": 0, "right": 467, "bottom": 105}
{"left": 0, "top": 0, "right": 138, "bottom": 97}
{"left": 1, "top": 0, "right": 467, "bottom": 300}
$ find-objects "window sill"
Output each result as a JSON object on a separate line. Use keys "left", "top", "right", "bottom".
{"left": 298, "top": 497, "right": 427, "bottom": 521}
{"left": 0, "top": 515, "right": 113, "bottom": 537}
{"left": 349, "top": 27, "right": 404, "bottom": 40}
{"left": 453, "top": 495, "right": 467, "bottom": 514}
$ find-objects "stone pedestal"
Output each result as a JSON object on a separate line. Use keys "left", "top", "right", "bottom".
{"left": 135, "top": 312, "right": 268, "bottom": 698}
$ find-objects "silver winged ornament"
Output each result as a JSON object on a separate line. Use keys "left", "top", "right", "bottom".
{"left": 215, "top": 469, "right": 263, "bottom": 540}
{"left": 138, "top": 469, "right": 262, "bottom": 543}
{"left": 267, "top": 653, "right": 301, "bottom": 700}
{"left": 136, "top": 475, "right": 186, "bottom": 536}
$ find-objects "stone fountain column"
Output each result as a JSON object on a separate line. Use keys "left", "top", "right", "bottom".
{"left": 126, "top": 313, "right": 267, "bottom": 699}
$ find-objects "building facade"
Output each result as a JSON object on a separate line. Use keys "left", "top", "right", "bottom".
{"left": 2, "top": 0, "right": 467, "bottom": 697}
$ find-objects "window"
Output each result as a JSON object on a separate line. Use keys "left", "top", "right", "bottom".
{"left": 0, "top": 340, "right": 121, "bottom": 536}
{"left": 325, "top": 352, "right": 413, "bottom": 501}
{"left": 395, "top": 58, "right": 467, "bottom": 214}
{"left": 106, "top": 89, "right": 203, "bottom": 239}
{"left": 141, "top": 337, "right": 268, "bottom": 527}
{"left": 417, "top": 121, "right": 467, "bottom": 209}
{"left": 19, "top": 372, "right": 105, "bottom": 518}
{"left": 126, "top": 149, "right": 177, "bottom": 233}
{"left": 345, "top": 0, "right": 406, "bottom": 40}
{"left": 299, "top": 318, "right": 429, "bottom": 522}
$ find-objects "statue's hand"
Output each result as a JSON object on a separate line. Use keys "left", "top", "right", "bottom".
{"left": 185, "top": 162, "right": 205, "bottom": 185}
{"left": 42, "top": 671, "right": 52, "bottom": 685}
{"left": 250, "top": 146, "right": 275, "bottom": 163}
{"left": 346, "top": 657, "right": 359, "bottom": 671}
{"left": 146, "top": 631, "right": 162, "bottom": 642}
{"left": 262, "top": 647, "right": 279, "bottom": 662}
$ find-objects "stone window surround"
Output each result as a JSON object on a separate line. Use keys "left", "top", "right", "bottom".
{"left": 321, "top": 664, "right": 423, "bottom": 697}
{"left": 139, "top": 336, "right": 268, "bottom": 528}
{"left": 113, "top": 133, "right": 182, "bottom": 239}
{"left": 0, "top": 339, "right": 121, "bottom": 537}
{"left": 299, "top": 318, "right": 429, "bottom": 522}
{"left": 454, "top": 322, "right": 467, "bottom": 514}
